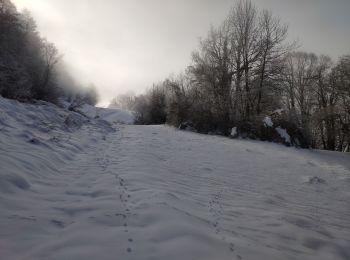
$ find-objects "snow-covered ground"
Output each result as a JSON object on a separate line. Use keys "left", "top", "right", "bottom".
{"left": 0, "top": 97, "right": 350, "bottom": 260}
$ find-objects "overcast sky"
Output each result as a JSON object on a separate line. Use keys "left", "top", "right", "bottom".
{"left": 12, "top": 0, "right": 350, "bottom": 106}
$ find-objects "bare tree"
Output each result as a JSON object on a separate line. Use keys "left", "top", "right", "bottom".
{"left": 190, "top": 23, "right": 234, "bottom": 133}
{"left": 255, "top": 10, "right": 291, "bottom": 115}
{"left": 282, "top": 52, "right": 318, "bottom": 134}
{"left": 333, "top": 56, "right": 350, "bottom": 151}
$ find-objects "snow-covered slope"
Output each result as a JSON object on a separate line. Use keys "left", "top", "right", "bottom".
{"left": 97, "top": 107, "right": 134, "bottom": 124}
{"left": 0, "top": 97, "right": 349, "bottom": 260}
{"left": 74, "top": 103, "right": 134, "bottom": 124}
{"left": 0, "top": 97, "right": 115, "bottom": 194}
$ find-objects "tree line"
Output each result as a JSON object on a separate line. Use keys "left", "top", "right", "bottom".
{"left": 111, "top": 0, "right": 349, "bottom": 152}
{"left": 0, "top": 0, "right": 98, "bottom": 105}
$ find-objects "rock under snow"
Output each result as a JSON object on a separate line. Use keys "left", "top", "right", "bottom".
{"left": 263, "top": 116, "right": 274, "bottom": 127}
{"left": 275, "top": 126, "right": 291, "bottom": 144}
{"left": 230, "top": 127, "right": 238, "bottom": 137}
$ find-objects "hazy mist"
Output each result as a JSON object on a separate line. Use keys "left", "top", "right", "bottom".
{"left": 12, "top": 0, "right": 350, "bottom": 106}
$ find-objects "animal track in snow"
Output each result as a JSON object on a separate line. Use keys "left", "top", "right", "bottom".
{"left": 114, "top": 172, "right": 136, "bottom": 253}
{"left": 208, "top": 189, "right": 242, "bottom": 258}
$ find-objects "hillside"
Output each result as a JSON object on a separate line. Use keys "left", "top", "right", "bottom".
{"left": 0, "top": 97, "right": 349, "bottom": 260}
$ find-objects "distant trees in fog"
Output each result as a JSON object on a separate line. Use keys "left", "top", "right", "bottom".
{"left": 109, "top": 91, "right": 136, "bottom": 110}
{"left": 113, "top": 0, "right": 349, "bottom": 152}
{"left": 0, "top": 0, "right": 99, "bottom": 105}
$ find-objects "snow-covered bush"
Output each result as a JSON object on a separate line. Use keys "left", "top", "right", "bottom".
{"left": 230, "top": 114, "right": 309, "bottom": 148}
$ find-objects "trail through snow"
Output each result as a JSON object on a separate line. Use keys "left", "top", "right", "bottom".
{"left": 0, "top": 99, "right": 350, "bottom": 259}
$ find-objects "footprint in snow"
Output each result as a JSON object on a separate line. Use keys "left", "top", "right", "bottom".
{"left": 115, "top": 213, "right": 126, "bottom": 218}
{"left": 229, "top": 242, "right": 235, "bottom": 252}
{"left": 51, "top": 219, "right": 65, "bottom": 228}
{"left": 308, "top": 176, "right": 326, "bottom": 184}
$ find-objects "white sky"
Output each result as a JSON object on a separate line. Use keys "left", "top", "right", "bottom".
{"left": 12, "top": 0, "right": 350, "bottom": 106}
